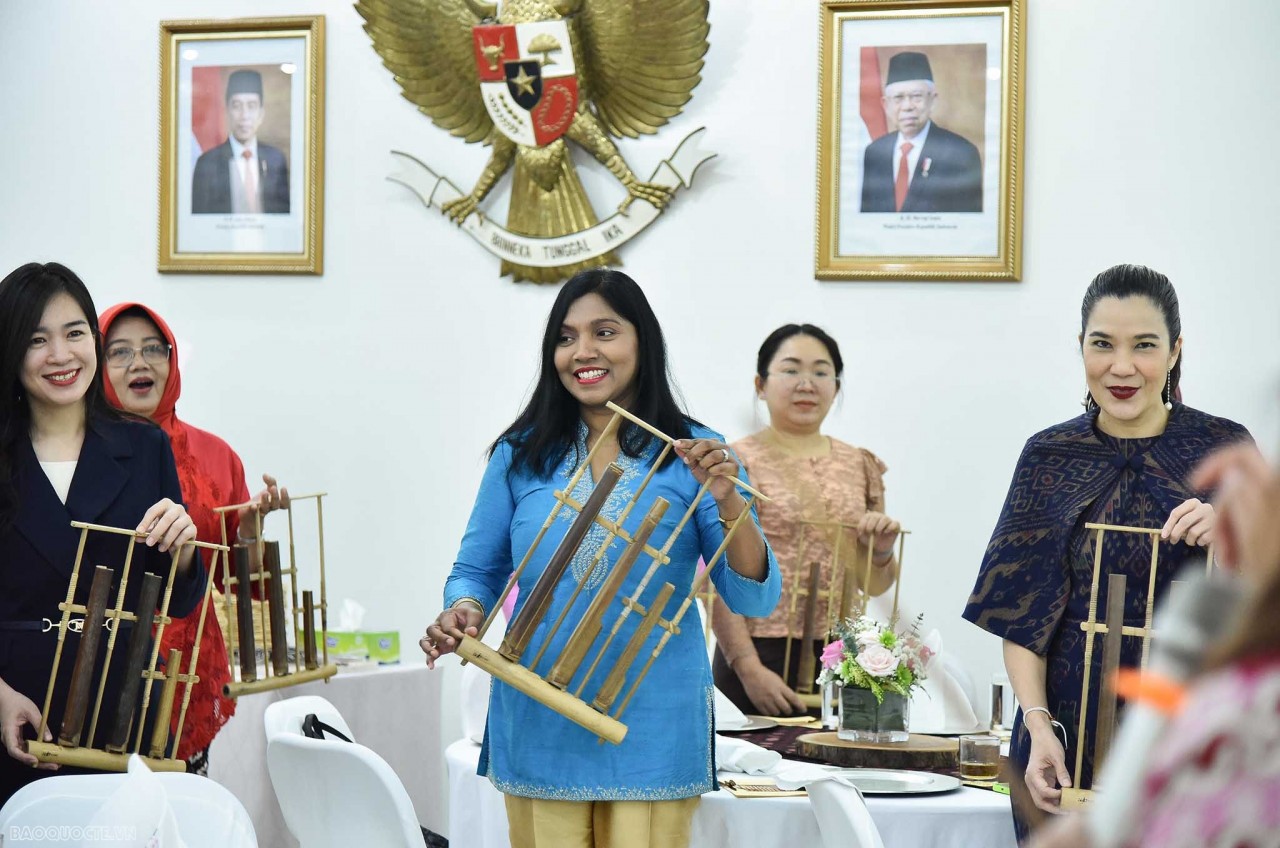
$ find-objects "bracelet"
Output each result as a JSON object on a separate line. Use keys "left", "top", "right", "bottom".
{"left": 236, "top": 535, "right": 259, "bottom": 546}
{"left": 451, "top": 597, "right": 485, "bottom": 616}
{"left": 1022, "top": 706, "right": 1069, "bottom": 750}
{"left": 717, "top": 504, "right": 747, "bottom": 530}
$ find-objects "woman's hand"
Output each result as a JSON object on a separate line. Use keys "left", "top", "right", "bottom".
{"left": 735, "top": 658, "right": 807, "bottom": 716}
{"left": 237, "top": 473, "right": 291, "bottom": 539}
{"left": 673, "top": 438, "right": 739, "bottom": 505}
{"left": 1024, "top": 720, "right": 1072, "bottom": 813}
{"left": 856, "top": 511, "right": 901, "bottom": 556}
{"left": 420, "top": 605, "right": 485, "bottom": 670}
{"left": 0, "top": 682, "right": 58, "bottom": 770}
{"left": 1161, "top": 498, "right": 1214, "bottom": 546}
{"left": 136, "top": 498, "right": 197, "bottom": 553}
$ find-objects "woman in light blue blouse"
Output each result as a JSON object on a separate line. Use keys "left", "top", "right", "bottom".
{"left": 422, "top": 269, "right": 780, "bottom": 848}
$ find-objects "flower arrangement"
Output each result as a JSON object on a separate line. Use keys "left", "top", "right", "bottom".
{"left": 817, "top": 613, "right": 935, "bottom": 703}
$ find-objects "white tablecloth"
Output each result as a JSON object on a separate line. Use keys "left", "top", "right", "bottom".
{"left": 210, "top": 664, "right": 443, "bottom": 847}
{"left": 446, "top": 739, "right": 1016, "bottom": 848}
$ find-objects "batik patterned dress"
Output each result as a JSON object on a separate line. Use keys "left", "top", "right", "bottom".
{"left": 963, "top": 404, "right": 1249, "bottom": 837}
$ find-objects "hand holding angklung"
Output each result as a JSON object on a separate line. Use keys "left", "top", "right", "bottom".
{"left": 673, "top": 438, "right": 738, "bottom": 502}
{"left": 420, "top": 607, "right": 483, "bottom": 670}
{"left": 0, "top": 684, "right": 58, "bottom": 770}
{"left": 1161, "top": 498, "right": 1214, "bottom": 546}
{"left": 136, "top": 498, "right": 197, "bottom": 552}
{"left": 856, "top": 511, "right": 901, "bottom": 550}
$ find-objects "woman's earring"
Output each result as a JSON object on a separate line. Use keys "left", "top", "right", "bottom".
{"left": 1163, "top": 370, "right": 1173, "bottom": 411}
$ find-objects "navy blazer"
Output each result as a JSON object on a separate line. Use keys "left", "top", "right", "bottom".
{"left": 191, "top": 139, "right": 290, "bottom": 214}
{"left": 860, "top": 123, "right": 983, "bottom": 213}
{"left": 1, "top": 415, "right": 202, "bottom": 798}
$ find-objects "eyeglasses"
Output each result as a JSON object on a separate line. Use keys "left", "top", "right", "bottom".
{"left": 105, "top": 343, "right": 171, "bottom": 367}
{"left": 886, "top": 92, "right": 931, "bottom": 107}
{"left": 767, "top": 369, "right": 837, "bottom": 386}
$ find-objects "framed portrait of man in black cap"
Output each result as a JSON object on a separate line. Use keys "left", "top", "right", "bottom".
{"left": 814, "top": 0, "right": 1024, "bottom": 281}
{"left": 159, "top": 17, "right": 325, "bottom": 274}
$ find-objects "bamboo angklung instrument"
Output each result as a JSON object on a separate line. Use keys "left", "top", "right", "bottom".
{"left": 59, "top": 565, "right": 113, "bottom": 748}
{"left": 455, "top": 402, "right": 770, "bottom": 744}
{"left": 1061, "top": 522, "right": 1164, "bottom": 811}
{"left": 148, "top": 648, "right": 183, "bottom": 758}
{"left": 29, "top": 522, "right": 225, "bottom": 773}
{"left": 265, "top": 540, "right": 289, "bottom": 677}
{"left": 215, "top": 493, "right": 337, "bottom": 697}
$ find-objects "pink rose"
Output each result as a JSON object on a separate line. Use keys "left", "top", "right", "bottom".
{"left": 820, "top": 640, "right": 845, "bottom": 670}
{"left": 855, "top": 644, "right": 899, "bottom": 677}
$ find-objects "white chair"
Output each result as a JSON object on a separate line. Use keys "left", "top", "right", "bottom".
{"left": 262, "top": 694, "right": 354, "bottom": 743}
{"left": 265, "top": 701, "right": 424, "bottom": 848}
{"left": 0, "top": 769, "right": 257, "bottom": 847}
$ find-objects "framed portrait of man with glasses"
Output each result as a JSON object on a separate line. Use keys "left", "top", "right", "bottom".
{"left": 815, "top": 0, "right": 1024, "bottom": 281}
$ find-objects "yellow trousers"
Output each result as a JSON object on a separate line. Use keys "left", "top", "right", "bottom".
{"left": 504, "top": 794, "right": 700, "bottom": 848}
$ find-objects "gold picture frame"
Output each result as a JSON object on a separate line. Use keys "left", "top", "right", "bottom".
{"left": 815, "top": 0, "right": 1024, "bottom": 281}
{"left": 158, "top": 16, "right": 325, "bottom": 274}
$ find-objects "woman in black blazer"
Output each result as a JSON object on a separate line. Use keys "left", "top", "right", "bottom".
{"left": 0, "top": 262, "right": 203, "bottom": 803}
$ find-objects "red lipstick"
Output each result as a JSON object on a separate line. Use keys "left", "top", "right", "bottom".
{"left": 1108, "top": 386, "right": 1138, "bottom": 400}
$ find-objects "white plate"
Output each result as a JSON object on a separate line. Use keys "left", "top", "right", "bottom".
{"left": 828, "top": 768, "right": 961, "bottom": 794}
{"left": 716, "top": 715, "right": 779, "bottom": 733}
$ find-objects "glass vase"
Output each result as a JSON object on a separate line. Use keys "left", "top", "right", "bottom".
{"left": 837, "top": 684, "right": 910, "bottom": 743}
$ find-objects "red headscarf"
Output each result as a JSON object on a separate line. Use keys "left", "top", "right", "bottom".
{"left": 99, "top": 302, "right": 242, "bottom": 758}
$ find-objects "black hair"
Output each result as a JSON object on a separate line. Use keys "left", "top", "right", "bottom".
{"left": 1080, "top": 264, "right": 1182, "bottom": 411}
{"left": 0, "top": 262, "right": 119, "bottom": 533}
{"left": 491, "top": 268, "right": 696, "bottom": 476}
{"left": 755, "top": 324, "right": 845, "bottom": 385}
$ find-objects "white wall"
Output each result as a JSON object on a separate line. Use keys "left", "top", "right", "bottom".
{"left": 3, "top": 0, "right": 1278, "bottom": 834}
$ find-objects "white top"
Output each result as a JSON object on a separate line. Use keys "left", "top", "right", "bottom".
{"left": 40, "top": 460, "right": 77, "bottom": 504}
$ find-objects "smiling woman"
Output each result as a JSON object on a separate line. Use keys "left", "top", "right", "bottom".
{"left": 962, "top": 264, "right": 1253, "bottom": 843}
{"left": 0, "top": 264, "right": 203, "bottom": 804}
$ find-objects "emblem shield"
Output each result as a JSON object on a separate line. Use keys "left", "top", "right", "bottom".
{"left": 473, "top": 20, "right": 579, "bottom": 147}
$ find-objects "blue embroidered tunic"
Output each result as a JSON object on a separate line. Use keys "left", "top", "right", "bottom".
{"left": 445, "top": 422, "right": 781, "bottom": 800}
{"left": 962, "top": 404, "right": 1250, "bottom": 833}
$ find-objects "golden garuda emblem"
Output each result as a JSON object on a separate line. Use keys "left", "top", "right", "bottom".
{"left": 356, "top": 0, "right": 715, "bottom": 283}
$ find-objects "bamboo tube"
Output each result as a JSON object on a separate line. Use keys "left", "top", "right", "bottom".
{"left": 233, "top": 543, "right": 257, "bottom": 682}
{"left": 106, "top": 573, "right": 163, "bottom": 753}
{"left": 302, "top": 590, "right": 318, "bottom": 670}
{"left": 148, "top": 649, "right": 182, "bottom": 758}
{"left": 225, "top": 663, "right": 337, "bottom": 698}
{"left": 1140, "top": 533, "right": 1161, "bottom": 670}
{"left": 456, "top": 635, "right": 626, "bottom": 744}
{"left": 265, "top": 541, "right": 288, "bottom": 676}
{"left": 547, "top": 500, "right": 670, "bottom": 689}
{"left": 39, "top": 526, "right": 91, "bottom": 743}
{"left": 781, "top": 528, "right": 808, "bottom": 689}
{"left": 1073, "top": 527, "right": 1107, "bottom": 790}
{"left": 829, "top": 524, "right": 846, "bottom": 632}
{"left": 317, "top": 495, "right": 330, "bottom": 669}
{"left": 478, "top": 414, "right": 622, "bottom": 643}
{"left": 173, "top": 544, "right": 224, "bottom": 750}
{"left": 592, "top": 582, "right": 675, "bottom": 713}
{"left": 795, "top": 556, "right": 823, "bottom": 694}
{"left": 500, "top": 464, "right": 623, "bottom": 663}
{"left": 26, "top": 741, "right": 185, "bottom": 773}
{"left": 60, "top": 565, "right": 114, "bottom": 748}
{"left": 1092, "top": 573, "right": 1127, "bottom": 774}
{"left": 87, "top": 535, "right": 140, "bottom": 750}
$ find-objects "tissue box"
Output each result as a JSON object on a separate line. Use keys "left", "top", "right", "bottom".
{"left": 296, "top": 629, "right": 366, "bottom": 660}
{"left": 363, "top": 631, "right": 400, "bottom": 664}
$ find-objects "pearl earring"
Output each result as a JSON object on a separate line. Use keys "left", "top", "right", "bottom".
{"left": 1163, "top": 370, "right": 1173, "bottom": 411}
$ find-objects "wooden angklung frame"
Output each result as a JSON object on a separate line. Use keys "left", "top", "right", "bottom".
{"left": 27, "top": 522, "right": 227, "bottom": 772}
{"left": 784, "top": 522, "right": 910, "bottom": 708}
{"left": 214, "top": 491, "right": 337, "bottom": 697}
{"left": 456, "top": 402, "right": 770, "bottom": 744}
{"left": 1059, "top": 522, "right": 1214, "bottom": 811}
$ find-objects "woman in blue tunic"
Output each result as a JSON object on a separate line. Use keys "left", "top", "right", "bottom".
{"left": 963, "top": 264, "right": 1251, "bottom": 841}
{"left": 422, "top": 269, "right": 780, "bottom": 848}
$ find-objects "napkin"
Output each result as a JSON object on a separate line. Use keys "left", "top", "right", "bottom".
{"left": 714, "top": 685, "right": 749, "bottom": 730}
{"left": 715, "top": 735, "right": 781, "bottom": 775}
{"left": 772, "top": 761, "right": 884, "bottom": 848}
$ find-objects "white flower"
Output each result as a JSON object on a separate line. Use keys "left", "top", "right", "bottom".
{"left": 856, "top": 644, "right": 899, "bottom": 678}
{"left": 855, "top": 629, "right": 882, "bottom": 649}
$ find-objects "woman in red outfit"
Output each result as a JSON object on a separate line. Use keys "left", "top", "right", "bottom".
{"left": 99, "top": 302, "right": 288, "bottom": 773}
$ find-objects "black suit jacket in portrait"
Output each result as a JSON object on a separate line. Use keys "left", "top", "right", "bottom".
{"left": 860, "top": 123, "right": 983, "bottom": 213}
{"left": 191, "top": 139, "right": 290, "bottom": 214}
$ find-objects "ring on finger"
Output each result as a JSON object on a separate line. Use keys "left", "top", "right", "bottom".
{"left": 720, "top": 448, "right": 729, "bottom": 463}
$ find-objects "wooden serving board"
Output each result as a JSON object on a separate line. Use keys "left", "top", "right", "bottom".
{"left": 795, "top": 731, "right": 958, "bottom": 771}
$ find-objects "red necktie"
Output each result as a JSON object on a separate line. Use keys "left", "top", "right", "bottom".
{"left": 241, "top": 148, "right": 261, "bottom": 213}
{"left": 894, "top": 141, "right": 914, "bottom": 212}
